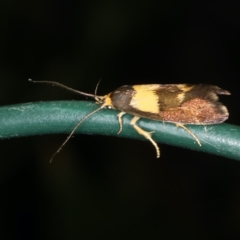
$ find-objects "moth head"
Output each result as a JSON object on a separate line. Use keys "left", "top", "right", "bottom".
{"left": 97, "top": 94, "right": 113, "bottom": 109}
{"left": 93, "top": 80, "right": 114, "bottom": 109}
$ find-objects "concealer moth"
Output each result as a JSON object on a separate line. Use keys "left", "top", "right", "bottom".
{"left": 29, "top": 79, "right": 230, "bottom": 162}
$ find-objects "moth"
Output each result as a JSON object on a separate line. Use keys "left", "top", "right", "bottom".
{"left": 29, "top": 79, "right": 230, "bottom": 161}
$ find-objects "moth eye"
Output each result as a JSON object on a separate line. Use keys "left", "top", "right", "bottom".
{"left": 107, "top": 106, "right": 112, "bottom": 109}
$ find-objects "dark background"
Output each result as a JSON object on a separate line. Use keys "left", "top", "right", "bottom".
{"left": 1, "top": 1, "right": 240, "bottom": 239}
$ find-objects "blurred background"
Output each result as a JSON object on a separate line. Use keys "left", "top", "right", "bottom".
{"left": 1, "top": 1, "right": 240, "bottom": 239}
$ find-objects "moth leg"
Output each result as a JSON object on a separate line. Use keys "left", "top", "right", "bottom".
{"left": 117, "top": 112, "right": 126, "bottom": 134}
{"left": 175, "top": 123, "right": 201, "bottom": 146}
{"left": 130, "top": 116, "right": 160, "bottom": 158}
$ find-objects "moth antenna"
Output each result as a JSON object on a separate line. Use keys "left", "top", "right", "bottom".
{"left": 94, "top": 78, "right": 102, "bottom": 99}
{"left": 49, "top": 104, "right": 106, "bottom": 163}
{"left": 28, "top": 79, "right": 96, "bottom": 98}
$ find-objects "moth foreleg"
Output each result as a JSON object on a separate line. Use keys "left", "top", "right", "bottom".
{"left": 130, "top": 116, "right": 160, "bottom": 158}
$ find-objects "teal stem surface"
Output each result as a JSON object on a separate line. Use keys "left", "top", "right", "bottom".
{"left": 0, "top": 101, "right": 239, "bottom": 160}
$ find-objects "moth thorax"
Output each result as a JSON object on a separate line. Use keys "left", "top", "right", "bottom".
{"left": 110, "top": 86, "right": 134, "bottom": 111}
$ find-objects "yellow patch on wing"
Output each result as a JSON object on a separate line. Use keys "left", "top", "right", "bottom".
{"left": 177, "top": 85, "right": 194, "bottom": 103}
{"left": 177, "top": 92, "right": 186, "bottom": 103}
{"left": 130, "top": 85, "right": 159, "bottom": 113}
{"left": 177, "top": 84, "right": 194, "bottom": 92}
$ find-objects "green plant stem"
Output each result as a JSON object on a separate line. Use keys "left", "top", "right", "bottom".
{"left": 0, "top": 101, "right": 239, "bottom": 160}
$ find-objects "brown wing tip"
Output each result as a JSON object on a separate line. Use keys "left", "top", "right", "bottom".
{"left": 216, "top": 88, "right": 231, "bottom": 96}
